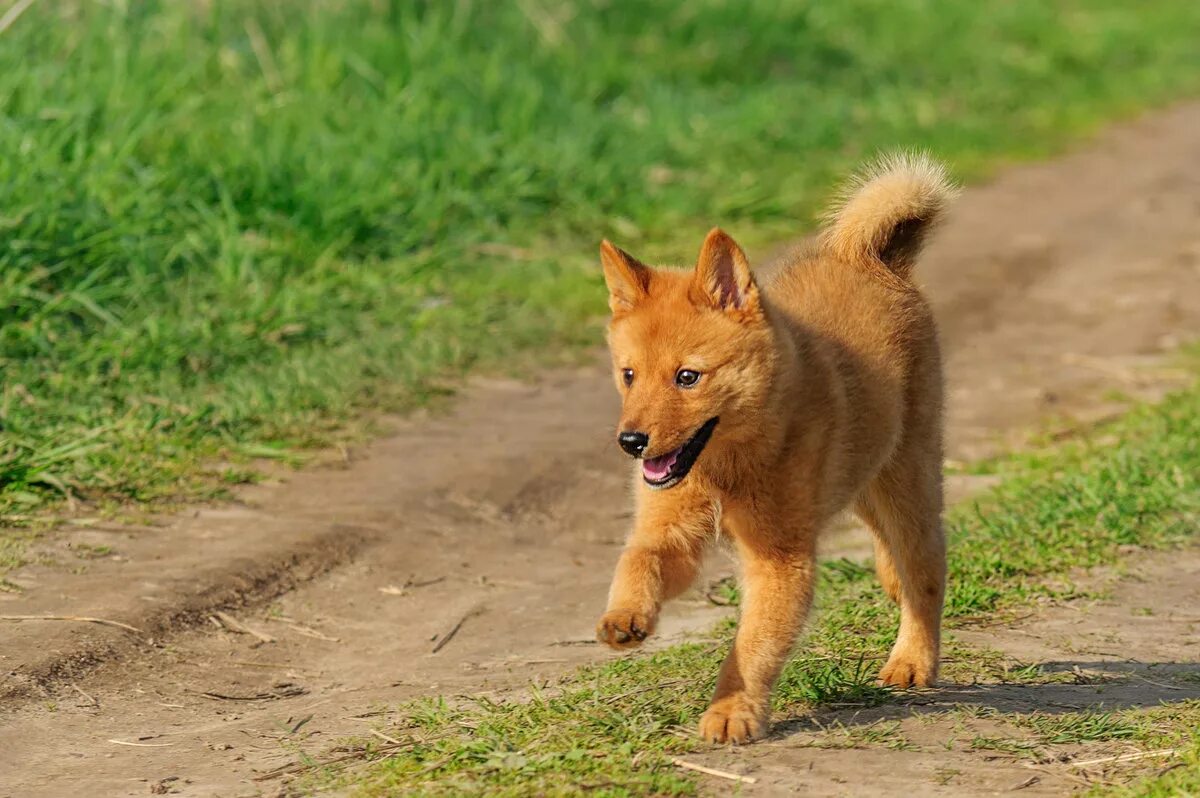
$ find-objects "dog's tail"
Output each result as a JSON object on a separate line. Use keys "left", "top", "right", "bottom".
{"left": 820, "top": 152, "right": 957, "bottom": 279}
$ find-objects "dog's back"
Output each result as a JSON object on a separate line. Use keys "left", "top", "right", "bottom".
{"left": 764, "top": 154, "right": 956, "bottom": 502}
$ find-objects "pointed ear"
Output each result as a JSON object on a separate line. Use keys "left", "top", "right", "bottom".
{"left": 600, "top": 240, "right": 651, "bottom": 314}
{"left": 691, "top": 228, "right": 759, "bottom": 312}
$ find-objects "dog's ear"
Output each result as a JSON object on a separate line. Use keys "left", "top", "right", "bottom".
{"left": 600, "top": 240, "right": 651, "bottom": 314}
{"left": 691, "top": 228, "right": 759, "bottom": 314}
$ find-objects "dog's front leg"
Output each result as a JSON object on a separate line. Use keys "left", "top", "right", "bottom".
{"left": 596, "top": 489, "right": 715, "bottom": 650}
{"left": 699, "top": 537, "right": 816, "bottom": 744}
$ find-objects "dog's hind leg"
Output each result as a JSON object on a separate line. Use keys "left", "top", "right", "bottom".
{"left": 856, "top": 457, "right": 946, "bottom": 688}
{"left": 856, "top": 499, "right": 901, "bottom": 605}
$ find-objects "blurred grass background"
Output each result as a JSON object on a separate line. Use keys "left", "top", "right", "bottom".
{"left": 3, "top": 0, "right": 1200, "bottom": 554}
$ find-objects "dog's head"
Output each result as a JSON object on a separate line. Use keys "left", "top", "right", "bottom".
{"left": 601, "top": 228, "right": 775, "bottom": 490}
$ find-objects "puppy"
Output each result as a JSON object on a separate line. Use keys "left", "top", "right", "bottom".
{"left": 595, "top": 154, "right": 955, "bottom": 743}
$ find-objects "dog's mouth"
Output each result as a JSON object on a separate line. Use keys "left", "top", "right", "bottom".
{"left": 641, "top": 417, "right": 719, "bottom": 490}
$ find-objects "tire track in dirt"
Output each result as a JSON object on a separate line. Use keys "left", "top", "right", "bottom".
{"left": 2, "top": 102, "right": 1200, "bottom": 796}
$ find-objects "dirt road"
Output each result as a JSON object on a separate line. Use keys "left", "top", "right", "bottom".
{"left": 2, "top": 102, "right": 1200, "bottom": 797}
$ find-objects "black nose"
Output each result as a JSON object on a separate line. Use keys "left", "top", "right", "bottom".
{"left": 617, "top": 431, "right": 649, "bottom": 457}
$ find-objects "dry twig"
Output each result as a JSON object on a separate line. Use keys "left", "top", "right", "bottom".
{"left": 213, "top": 611, "right": 276, "bottom": 644}
{"left": 671, "top": 758, "right": 758, "bottom": 784}
{"left": 432, "top": 608, "right": 483, "bottom": 653}
{"left": 602, "top": 679, "right": 689, "bottom": 705}
{"left": 70, "top": 683, "right": 99, "bottom": 708}
{"left": 1069, "top": 749, "right": 1178, "bottom": 768}
{"left": 200, "top": 683, "right": 307, "bottom": 702}
{"left": 1155, "top": 762, "right": 1185, "bottom": 778}
{"left": 285, "top": 623, "right": 340, "bottom": 642}
{"left": 1, "top": 614, "right": 144, "bottom": 636}
{"left": 231, "top": 660, "right": 302, "bottom": 671}
{"left": 0, "top": 0, "right": 38, "bottom": 36}
{"left": 289, "top": 714, "right": 314, "bottom": 735}
{"left": 370, "top": 729, "right": 402, "bottom": 745}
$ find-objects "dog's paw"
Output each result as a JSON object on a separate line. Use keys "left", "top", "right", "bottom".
{"left": 878, "top": 646, "right": 938, "bottom": 689}
{"left": 595, "top": 608, "right": 655, "bottom": 650}
{"left": 698, "top": 695, "right": 768, "bottom": 744}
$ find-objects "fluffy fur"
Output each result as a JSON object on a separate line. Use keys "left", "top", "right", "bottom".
{"left": 595, "top": 153, "right": 956, "bottom": 744}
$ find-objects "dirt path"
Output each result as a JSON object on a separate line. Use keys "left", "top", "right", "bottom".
{"left": 2, "top": 102, "right": 1200, "bottom": 797}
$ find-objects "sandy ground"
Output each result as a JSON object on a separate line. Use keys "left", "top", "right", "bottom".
{"left": 2, "top": 102, "right": 1200, "bottom": 797}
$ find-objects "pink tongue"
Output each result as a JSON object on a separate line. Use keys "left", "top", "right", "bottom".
{"left": 642, "top": 448, "right": 680, "bottom": 481}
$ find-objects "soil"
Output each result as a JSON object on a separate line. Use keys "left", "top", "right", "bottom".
{"left": 2, "top": 101, "right": 1200, "bottom": 797}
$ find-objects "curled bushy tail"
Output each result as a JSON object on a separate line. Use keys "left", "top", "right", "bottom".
{"left": 820, "top": 153, "right": 957, "bottom": 278}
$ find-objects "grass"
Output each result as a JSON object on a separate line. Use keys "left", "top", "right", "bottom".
{"left": 960, "top": 702, "right": 1200, "bottom": 795}
{"left": 5, "top": 2, "right": 1200, "bottom": 567}
{"left": 1099, "top": 747, "right": 1200, "bottom": 797}
{"left": 1019, "top": 709, "right": 1143, "bottom": 746}
{"left": 963, "top": 702, "right": 1198, "bottom": 767}
{"left": 324, "top": 367, "right": 1200, "bottom": 795}
{"left": 1091, "top": 707, "right": 1200, "bottom": 797}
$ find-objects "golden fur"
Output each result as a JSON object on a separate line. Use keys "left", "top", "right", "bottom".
{"left": 595, "top": 153, "right": 956, "bottom": 744}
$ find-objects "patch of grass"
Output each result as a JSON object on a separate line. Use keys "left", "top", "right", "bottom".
{"left": 943, "top": 379, "right": 1200, "bottom": 619}
{"left": 68, "top": 542, "right": 113, "bottom": 560}
{"left": 942, "top": 649, "right": 1082, "bottom": 687}
{"left": 1018, "top": 710, "right": 1143, "bottom": 745}
{"left": 1092, "top": 741, "right": 1200, "bottom": 797}
{"left": 969, "top": 734, "right": 1041, "bottom": 757}
{"left": 5, "top": 1, "right": 1200, "bottom": 563}
{"left": 955, "top": 702, "right": 1200, "bottom": 791}
{"left": 1083, "top": 702, "right": 1200, "bottom": 797}
{"left": 336, "top": 371, "right": 1199, "bottom": 795}
{"left": 965, "top": 708, "right": 1144, "bottom": 761}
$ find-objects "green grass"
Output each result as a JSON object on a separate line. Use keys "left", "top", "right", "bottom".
{"left": 1091, "top": 707, "right": 1200, "bottom": 797}
{"left": 326, "top": 370, "right": 1200, "bottom": 795}
{"left": 959, "top": 702, "right": 1200, "bottom": 794}
{"left": 1099, "top": 746, "right": 1200, "bottom": 798}
{"left": 961, "top": 702, "right": 1199, "bottom": 775}
{"left": 5, "top": 2, "right": 1200, "bottom": 564}
{"left": 1019, "top": 709, "right": 1143, "bottom": 746}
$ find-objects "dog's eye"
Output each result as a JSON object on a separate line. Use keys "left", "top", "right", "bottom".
{"left": 675, "top": 369, "right": 701, "bottom": 388}
{"left": 622, "top": 368, "right": 635, "bottom": 386}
